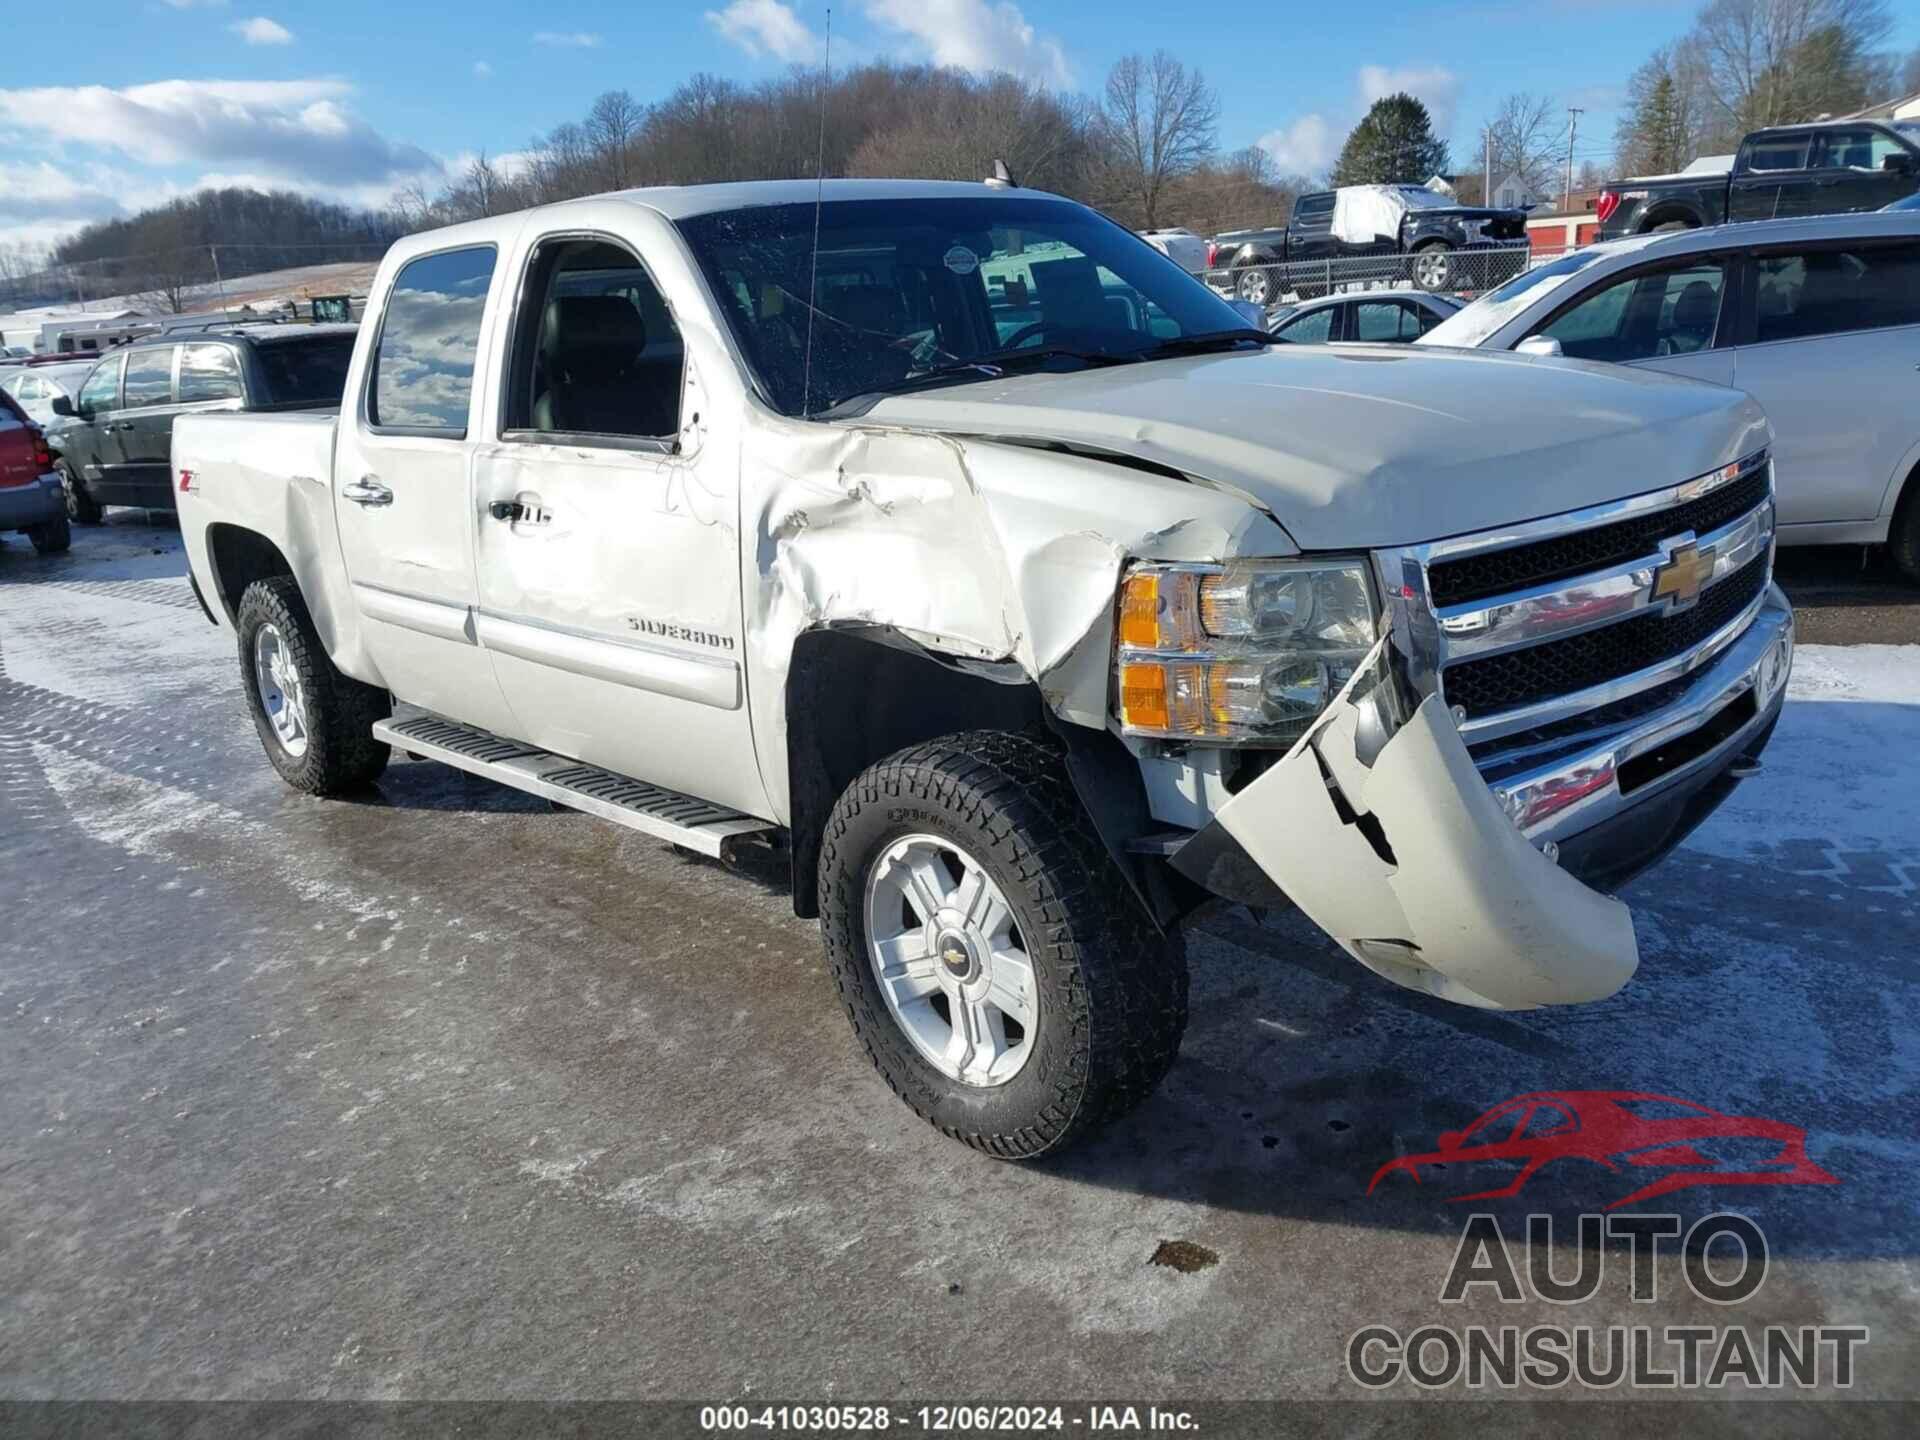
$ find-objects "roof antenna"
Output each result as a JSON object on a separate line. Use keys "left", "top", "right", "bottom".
{"left": 801, "top": 7, "right": 832, "bottom": 419}
{"left": 985, "top": 159, "right": 1016, "bottom": 189}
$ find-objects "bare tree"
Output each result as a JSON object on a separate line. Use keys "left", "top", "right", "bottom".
{"left": 585, "top": 89, "right": 646, "bottom": 191}
{"left": 1096, "top": 52, "right": 1220, "bottom": 229}
{"left": 1689, "top": 0, "right": 1893, "bottom": 142}
{"left": 1486, "top": 93, "right": 1562, "bottom": 201}
{"left": 847, "top": 75, "right": 1091, "bottom": 193}
{"left": 1615, "top": 45, "right": 1714, "bottom": 177}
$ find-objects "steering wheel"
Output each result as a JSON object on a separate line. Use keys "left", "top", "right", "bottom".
{"left": 1000, "top": 321, "right": 1111, "bottom": 351}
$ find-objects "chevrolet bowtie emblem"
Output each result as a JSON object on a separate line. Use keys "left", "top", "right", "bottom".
{"left": 1651, "top": 541, "right": 1715, "bottom": 609}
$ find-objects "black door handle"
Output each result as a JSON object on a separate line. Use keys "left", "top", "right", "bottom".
{"left": 488, "top": 500, "right": 524, "bottom": 522}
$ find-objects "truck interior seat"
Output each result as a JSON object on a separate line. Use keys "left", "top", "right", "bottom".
{"left": 534, "top": 295, "right": 680, "bottom": 437}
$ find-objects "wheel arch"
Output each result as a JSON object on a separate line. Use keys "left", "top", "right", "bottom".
{"left": 782, "top": 625, "right": 1173, "bottom": 926}
{"left": 1639, "top": 204, "right": 1703, "bottom": 233}
{"left": 204, "top": 522, "right": 295, "bottom": 625}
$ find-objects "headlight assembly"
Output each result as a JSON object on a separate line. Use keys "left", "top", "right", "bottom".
{"left": 1114, "top": 558, "right": 1380, "bottom": 744}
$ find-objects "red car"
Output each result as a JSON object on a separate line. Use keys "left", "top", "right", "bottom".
{"left": 1368, "top": 1090, "right": 1838, "bottom": 1209}
{"left": 0, "top": 389, "right": 69, "bottom": 554}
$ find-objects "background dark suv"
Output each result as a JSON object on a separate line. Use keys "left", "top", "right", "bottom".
{"left": 52, "top": 324, "right": 356, "bottom": 523}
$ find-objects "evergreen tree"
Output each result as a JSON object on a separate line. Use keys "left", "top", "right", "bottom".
{"left": 1330, "top": 94, "right": 1450, "bottom": 187}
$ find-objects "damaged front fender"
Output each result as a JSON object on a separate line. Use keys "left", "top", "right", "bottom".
{"left": 1176, "top": 677, "right": 1638, "bottom": 1011}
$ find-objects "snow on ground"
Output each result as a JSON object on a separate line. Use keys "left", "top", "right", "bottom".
{"left": 1688, "top": 643, "right": 1920, "bottom": 876}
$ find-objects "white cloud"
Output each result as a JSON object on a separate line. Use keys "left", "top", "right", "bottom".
{"left": 473, "top": 60, "right": 494, "bottom": 79}
{"left": 706, "top": 0, "right": 821, "bottom": 62}
{"left": 533, "top": 31, "right": 601, "bottom": 47}
{"left": 864, "top": 0, "right": 1069, "bottom": 87}
{"left": 1257, "top": 65, "right": 1462, "bottom": 180}
{"left": 1256, "top": 114, "right": 1340, "bottom": 178}
{"left": 0, "top": 80, "right": 440, "bottom": 192}
{"left": 230, "top": 16, "right": 293, "bottom": 44}
{"left": 1356, "top": 64, "right": 1461, "bottom": 144}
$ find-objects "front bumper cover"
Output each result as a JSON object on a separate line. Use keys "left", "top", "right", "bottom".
{"left": 1169, "top": 591, "right": 1792, "bottom": 1010}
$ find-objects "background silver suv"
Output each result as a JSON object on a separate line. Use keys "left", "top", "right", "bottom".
{"left": 1421, "top": 211, "right": 1920, "bottom": 580}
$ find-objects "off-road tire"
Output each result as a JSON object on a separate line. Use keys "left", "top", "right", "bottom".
{"left": 59, "top": 462, "right": 102, "bottom": 525}
{"left": 27, "top": 511, "right": 71, "bottom": 554}
{"left": 236, "top": 576, "right": 391, "bottom": 794}
{"left": 819, "top": 729, "right": 1188, "bottom": 1159}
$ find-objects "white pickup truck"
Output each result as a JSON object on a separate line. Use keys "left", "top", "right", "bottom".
{"left": 176, "top": 179, "right": 1793, "bottom": 1157}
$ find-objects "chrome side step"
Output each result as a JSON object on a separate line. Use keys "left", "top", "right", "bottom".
{"left": 373, "top": 712, "right": 777, "bottom": 859}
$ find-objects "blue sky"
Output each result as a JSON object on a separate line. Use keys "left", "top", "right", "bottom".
{"left": 2, "top": 0, "right": 1916, "bottom": 250}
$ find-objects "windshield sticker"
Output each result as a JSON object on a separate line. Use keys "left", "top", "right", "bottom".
{"left": 943, "top": 245, "right": 980, "bottom": 276}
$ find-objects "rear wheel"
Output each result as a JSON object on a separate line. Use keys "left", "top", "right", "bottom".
{"left": 1892, "top": 480, "right": 1920, "bottom": 585}
{"left": 1412, "top": 243, "right": 1454, "bottom": 292}
{"left": 819, "top": 730, "right": 1188, "bottom": 1158}
{"left": 236, "top": 576, "right": 391, "bottom": 794}
{"left": 59, "top": 462, "right": 102, "bottom": 525}
{"left": 27, "top": 511, "right": 70, "bottom": 554}
{"left": 1236, "top": 267, "right": 1275, "bottom": 307}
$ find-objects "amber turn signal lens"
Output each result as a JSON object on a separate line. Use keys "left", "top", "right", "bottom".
{"left": 1119, "top": 661, "right": 1169, "bottom": 731}
{"left": 1118, "top": 573, "right": 1162, "bottom": 649}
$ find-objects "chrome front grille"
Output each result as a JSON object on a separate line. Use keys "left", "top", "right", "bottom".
{"left": 1377, "top": 449, "right": 1777, "bottom": 752}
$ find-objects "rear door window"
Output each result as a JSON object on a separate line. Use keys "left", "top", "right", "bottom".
{"left": 1273, "top": 306, "right": 1337, "bottom": 343}
{"left": 1742, "top": 134, "right": 1810, "bottom": 172}
{"left": 177, "top": 344, "right": 243, "bottom": 403}
{"left": 1352, "top": 301, "right": 1423, "bottom": 342}
{"left": 1751, "top": 242, "right": 1920, "bottom": 343}
{"left": 369, "top": 247, "right": 497, "bottom": 433}
{"left": 1751, "top": 135, "right": 1804, "bottom": 173}
{"left": 122, "top": 347, "right": 175, "bottom": 408}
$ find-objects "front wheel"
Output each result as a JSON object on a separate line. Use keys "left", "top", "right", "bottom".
{"left": 819, "top": 730, "right": 1188, "bottom": 1158}
{"left": 236, "top": 576, "right": 391, "bottom": 794}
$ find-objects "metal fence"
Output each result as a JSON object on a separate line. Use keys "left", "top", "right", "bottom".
{"left": 1205, "top": 245, "right": 1542, "bottom": 308}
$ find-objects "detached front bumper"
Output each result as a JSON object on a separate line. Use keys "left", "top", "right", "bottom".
{"left": 0, "top": 472, "right": 65, "bottom": 531}
{"left": 1169, "top": 587, "right": 1792, "bottom": 1011}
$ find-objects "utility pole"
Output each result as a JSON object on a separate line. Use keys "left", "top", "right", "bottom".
{"left": 1565, "top": 107, "right": 1584, "bottom": 210}
{"left": 1484, "top": 125, "right": 1492, "bottom": 206}
{"left": 209, "top": 245, "right": 227, "bottom": 307}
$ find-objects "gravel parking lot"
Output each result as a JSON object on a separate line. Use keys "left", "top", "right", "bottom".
{"left": 2, "top": 516, "right": 1916, "bottom": 1431}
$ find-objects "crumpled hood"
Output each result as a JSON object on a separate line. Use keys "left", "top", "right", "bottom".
{"left": 858, "top": 345, "right": 1771, "bottom": 551}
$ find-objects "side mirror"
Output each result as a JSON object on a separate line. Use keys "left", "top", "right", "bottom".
{"left": 1516, "top": 334, "right": 1564, "bottom": 358}
{"left": 1883, "top": 151, "right": 1917, "bottom": 176}
{"left": 50, "top": 395, "right": 76, "bottom": 417}
{"left": 1228, "top": 299, "right": 1268, "bottom": 330}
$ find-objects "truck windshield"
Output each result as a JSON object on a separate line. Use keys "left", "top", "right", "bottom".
{"left": 675, "top": 196, "right": 1252, "bottom": 417}
{"left": 257, "top": 335, "right": 356, "bottom": 405}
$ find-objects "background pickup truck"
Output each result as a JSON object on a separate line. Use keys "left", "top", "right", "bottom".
{"left": 1210, "top": 185, "right": 1529, "bottom": 304}
{"left": 176, "top": 178, "right": 1790, "bottom": 1159}
{"left": 1599, "top": 118, "right": 1920, "bottom": 239}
